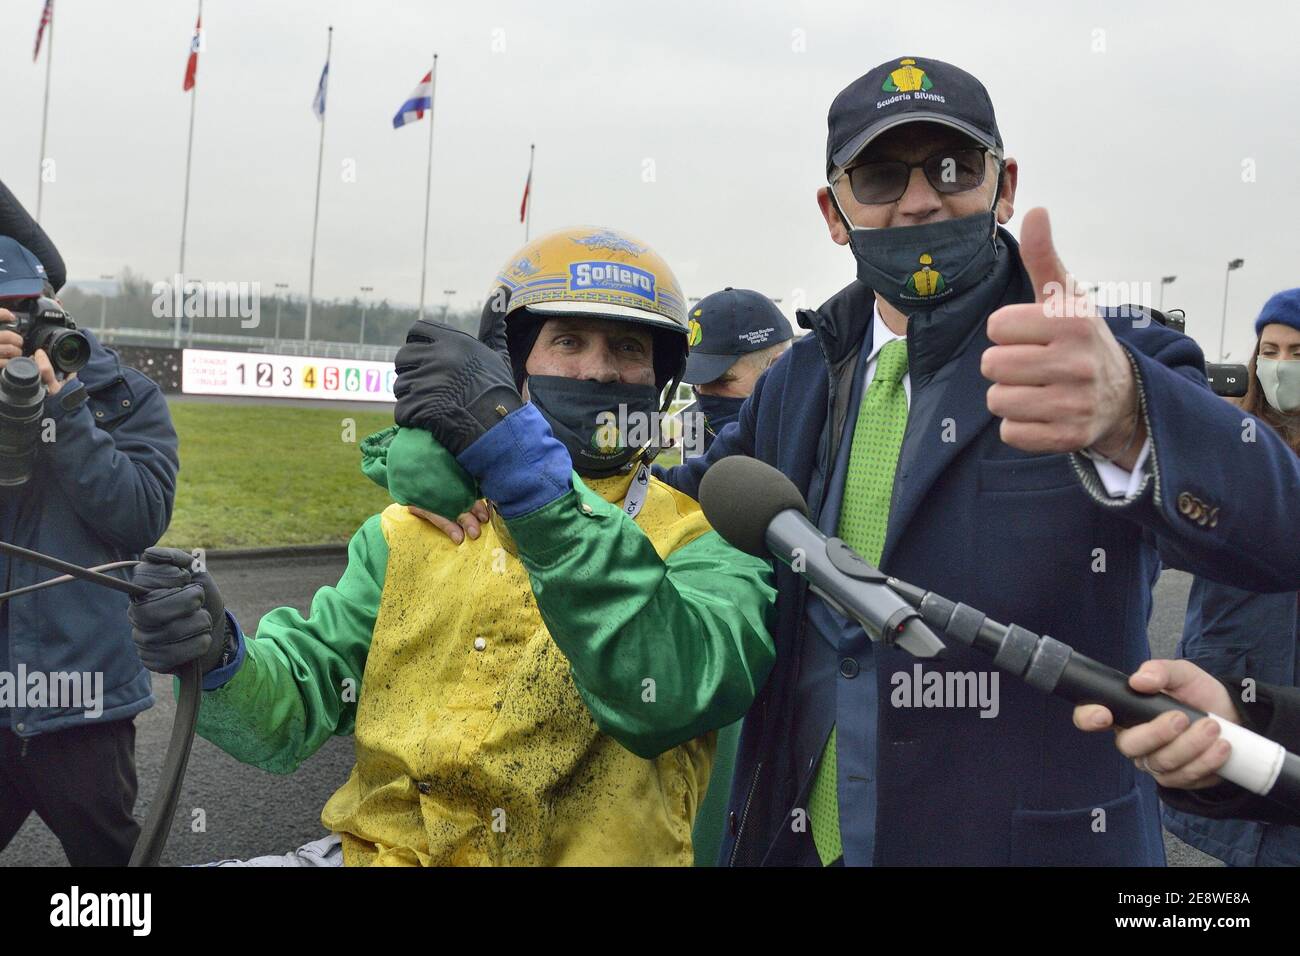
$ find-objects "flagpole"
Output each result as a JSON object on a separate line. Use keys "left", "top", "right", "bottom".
{"left": 305, "top": 25, "right": 332, "bottom": 346}
{"left": 525, "top": 143, "right": 534, "bottom": 242}
{"left": 177, "top": 0, "right": 202, "bottom": 349}
{"left": 417, "top": 53, "right": 438, "bottom": 322}
{"left": 35, "top": 3, "right": 54, "bottom": 223}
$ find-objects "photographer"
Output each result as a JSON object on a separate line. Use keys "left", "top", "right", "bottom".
{"left": 1161, "top": 289, "right": 1300, "bottom": 865}
{"left": 0, "top": 237, "right": 179, "bottom": 866}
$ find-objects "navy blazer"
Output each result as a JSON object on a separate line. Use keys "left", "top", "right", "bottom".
{"left": 662, "top": 245, "right": 1300, "bottom": 866}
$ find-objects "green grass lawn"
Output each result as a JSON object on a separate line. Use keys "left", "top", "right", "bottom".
{"left": 159, "top": 402, "right": 397, "bottom": 550}
{"left": 158, "top": 401, "right": 688, "bottom": 550}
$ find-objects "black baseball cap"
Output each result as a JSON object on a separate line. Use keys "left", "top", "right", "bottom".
{"left": 826, "top": 56, "right": 1003, "bottom": 177}
{"left": 0, "top": 237, "right": 49, "bottom": 301}
{"left": 683, "top": 288, "right": 793, "bottom": 385}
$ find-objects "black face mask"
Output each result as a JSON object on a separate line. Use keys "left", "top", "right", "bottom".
{"left": 693, "top": 391, "right": 745, "bottom": 433}
{"left": 526, "top": 375, "right": 661, "bottom": 478}
{"left": 830, "top": 186, "right": 1001, "bottom": 317}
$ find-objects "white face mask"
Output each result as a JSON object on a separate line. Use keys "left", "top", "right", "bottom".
{"left": 1256, "top": 358, "right": 1300, "bottom": 413}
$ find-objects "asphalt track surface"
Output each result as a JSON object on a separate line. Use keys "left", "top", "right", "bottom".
{"left": 3, "top": 562, "right": 1221, "bottom": 867}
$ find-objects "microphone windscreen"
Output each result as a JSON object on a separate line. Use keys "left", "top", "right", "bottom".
{"left": 699, "top": 455, "right": 810, "bottom": 557}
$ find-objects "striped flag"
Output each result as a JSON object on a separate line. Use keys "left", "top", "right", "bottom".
{"left": 312, "top": 61, "right": 329, "bottom": 120}
{"left": 392, "top": 71, "right": 433, "bottom": 129}
{"left": 520, "top": 165, "right": 531, "bottom": 223}
{"left": 33, "top": 0, "right": 53, "bottom": 62}
{"left": 183, "top": 14, "right": 202, "bottom": 91}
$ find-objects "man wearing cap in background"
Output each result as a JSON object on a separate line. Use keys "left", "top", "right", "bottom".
{"left": 677, "top": 288, "right": 793, "bottom": 457}
{"left": 0, "top": 234, "right": 178, "bottom": 865}
{"left": 662, "top": 56, "right": 1300, "bottom": 865}
{"left": 660, "top": 287, "right": 791, "bottom": 866}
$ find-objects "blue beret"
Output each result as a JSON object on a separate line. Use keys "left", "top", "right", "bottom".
{"left": 1255, "top": 288, "right": 1300, "bottom": 336}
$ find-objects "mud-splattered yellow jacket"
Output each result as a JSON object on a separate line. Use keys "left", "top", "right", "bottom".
{"left": 192, "top": 422, "right": 776, "bottom": 865}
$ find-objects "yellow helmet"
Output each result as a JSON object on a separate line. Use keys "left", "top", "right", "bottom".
{"left": 495, "top": 226, "right": 687, "bottom": 333}
{"left": 485, "top": 226, "right": 690, "bottom": 403}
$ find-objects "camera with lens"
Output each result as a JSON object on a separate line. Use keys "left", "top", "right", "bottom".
{"left": 0, "top": 297, "right": 90, "bottom": 487}
{"left": 1, "top": 295, "right": 91, "bottom": 376}
{"left": 1146, "top": 307, "right": 1247, "bottom": 399}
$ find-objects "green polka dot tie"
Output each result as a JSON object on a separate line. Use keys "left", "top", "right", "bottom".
{"left": 808, "top": 337, "right": 909, "bottom": 865}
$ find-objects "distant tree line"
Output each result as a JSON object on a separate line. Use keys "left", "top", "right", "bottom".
{"left": 57, "top": 268, "right": 482, "bottom": 345}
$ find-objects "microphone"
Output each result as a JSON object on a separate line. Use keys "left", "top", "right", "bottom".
{"left": 698, "top": 455, "right": 944, "bottom": 659}
{"left": 887, "top": 579, "right": 1300, "bottom": 814}
{"left": 700, "top": 454, "right": 1300, "bottom": 815}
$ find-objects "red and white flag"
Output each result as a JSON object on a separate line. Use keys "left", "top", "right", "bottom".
{"left": 33, "top": 0, "right": 53, "bottom": 62}
{"left": 183, "top": 13, "right": 202, "bottom": 91}
{"left": 519, "top": 166, "right": 532, "bottom": 223}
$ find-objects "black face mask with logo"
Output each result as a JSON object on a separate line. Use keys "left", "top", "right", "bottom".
{"left": 525, "top": 375, "right": 661, "bottom": 478}
{"left": 693, "top": 391, "right": 745, "bottom": 434}
{"left": 843, "top": 206, "right": 1001, "bottom": 316}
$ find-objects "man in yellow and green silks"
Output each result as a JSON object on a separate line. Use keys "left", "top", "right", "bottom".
{"left": 125, "top": 226, "right": 776, "bottom": 866}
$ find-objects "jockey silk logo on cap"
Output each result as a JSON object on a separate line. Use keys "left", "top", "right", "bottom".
{"left": 877, "top": 57, "right": 948, "bottom": 110}
{"left": 687, "top": 318, "right": 703, "bottom": 347}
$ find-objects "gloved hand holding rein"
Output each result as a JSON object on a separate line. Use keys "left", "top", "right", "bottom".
{"left": 127, "top": 547, "right": 232, "bottom": 675}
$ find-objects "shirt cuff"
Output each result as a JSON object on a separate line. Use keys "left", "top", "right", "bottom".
{"left": 1083, "top": 438, "right": 1152, "bottom": 499}
{"left": 201, "top": 610, "right": 247, "bottom": 691}
{"left": 455, "top": 403, "right": 573, "bottom": 518}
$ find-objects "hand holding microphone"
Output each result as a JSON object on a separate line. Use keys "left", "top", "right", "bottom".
{"left": 1074, "top": 659, "right": 1238, "bottom": 790}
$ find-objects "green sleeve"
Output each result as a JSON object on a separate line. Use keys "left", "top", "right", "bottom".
{"left": 505, "top": 475, "right": 776, "bottom": 760}
{"left": 192, "top": 514, "right": 389, "bottom": 774}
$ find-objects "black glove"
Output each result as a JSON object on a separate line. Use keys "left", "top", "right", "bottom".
{"left": 476, "top": 285, "right": 511, "bottom": 360}
{"left": 127, "top": 547, "right": 231, "bottom": 675}
{"left": 393, "top": 318, "right": 522, "bottom": 457}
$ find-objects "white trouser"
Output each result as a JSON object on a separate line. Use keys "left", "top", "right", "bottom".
{"left": 203, "top": 833, "right": 343, "bottom": 867}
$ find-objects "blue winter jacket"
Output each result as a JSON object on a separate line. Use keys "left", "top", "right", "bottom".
{"left": 0, "top": 329, "right": 178, "bottom": 737}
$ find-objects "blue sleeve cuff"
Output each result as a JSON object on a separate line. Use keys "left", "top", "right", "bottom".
{"left": 202, "top": 610, "right": 247, "bottom": 691}
{"left": 455, "top": 403, "right": 574, "bottom": 518}
{"left": 42, "top": 379, "right": 89, "bottom": 421}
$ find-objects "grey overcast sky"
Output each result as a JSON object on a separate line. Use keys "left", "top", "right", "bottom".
{"left": 2, "top": 0, "right": 1297, "bottom": 360}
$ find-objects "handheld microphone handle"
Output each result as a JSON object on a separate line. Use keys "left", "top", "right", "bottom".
{"left": 897, "top": 582, "right": 1300, "bottom": 811}
{"left": 1058, "top": 649, "right": 1300, "bottom": 807}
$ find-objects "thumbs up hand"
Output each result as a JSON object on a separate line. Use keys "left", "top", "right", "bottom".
{"left": 981, "top": 208, "right": 1146, "bottom": 469}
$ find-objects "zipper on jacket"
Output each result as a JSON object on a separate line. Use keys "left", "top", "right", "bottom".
{"left": 728, "top": 759, "right": 763, "bottom": 866}
{"left": 810, "top": 323, "right": 842, "bottom": 525}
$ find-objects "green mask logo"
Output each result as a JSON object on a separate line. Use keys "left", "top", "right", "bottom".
{"left": 591, "top": 414, "right": 622, "bottom": 454}
{"left": 905, "top": 253, "right": 946, "bottom": 297}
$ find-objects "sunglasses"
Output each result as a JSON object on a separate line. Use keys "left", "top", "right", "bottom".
{"left": 840, "top": 147, "right": 991, "bottom": 205}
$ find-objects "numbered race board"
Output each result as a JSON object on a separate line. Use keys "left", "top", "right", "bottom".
{"left": 181, "top": 349, "right": 396, "bottom": 403}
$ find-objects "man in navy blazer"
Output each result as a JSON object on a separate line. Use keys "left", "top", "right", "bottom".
{"left": 659, "top": 56, "right": 1300, "bottom": 865}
